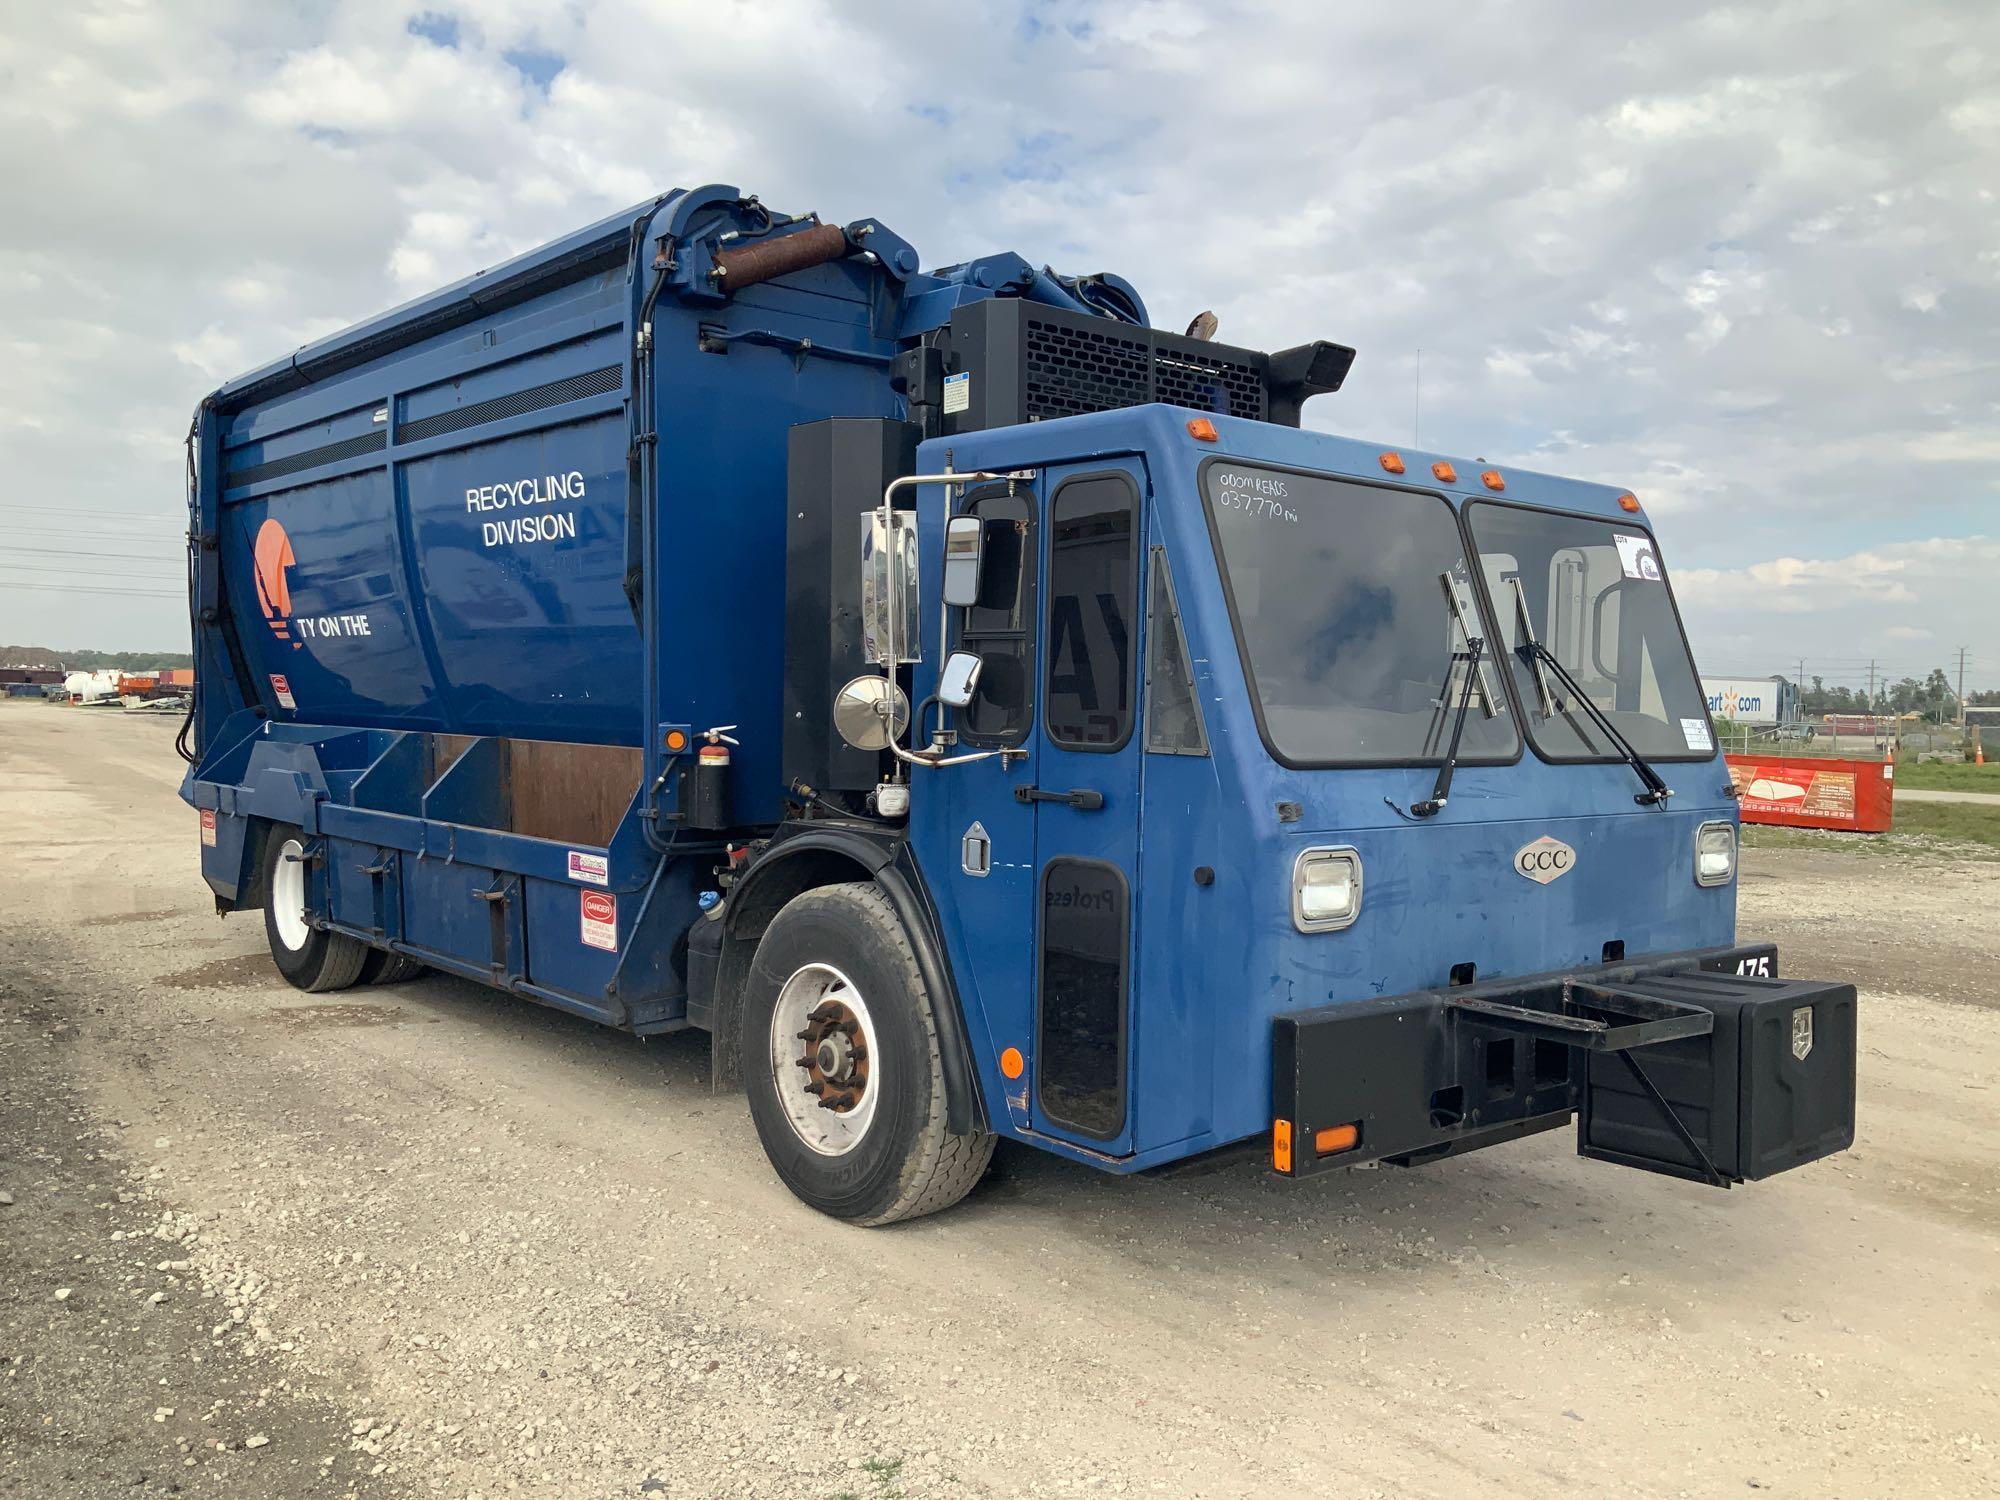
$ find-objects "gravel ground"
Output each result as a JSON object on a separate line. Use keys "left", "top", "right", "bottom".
{"left": 2, "top": 704, "right": 1996, "bottom": 1498}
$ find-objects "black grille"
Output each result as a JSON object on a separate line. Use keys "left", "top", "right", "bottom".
{"left": 1153, "top": 348, "right": 1266, "bottom": 421}
{"left": 1022, "top": 317, "right": 1265, "bottom": 423}
{"left": 225, "top": 431, "right": 386, "bottom": 489}
{"left": 399, "top": 364, "right": 622, "bottom": 444}
{"left": 1025, "top": 319, "right": 1152, "bottom": 419}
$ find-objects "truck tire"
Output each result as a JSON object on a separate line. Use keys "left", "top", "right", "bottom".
{"left": 358, "top": 949, "right": 425, "bottom": 986}
{"left": 261, "top": 830, "right": 368, "bottom": 993}
{"left": 742, "top": 883, "right": 994, "bottom": 1225}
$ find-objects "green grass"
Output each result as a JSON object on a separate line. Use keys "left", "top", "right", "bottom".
{"left": 1742, "top": 800, "right": 2000, "bottom": 860}
{"left": 1891, "top": 758, "right": 2000, "bottom": 792}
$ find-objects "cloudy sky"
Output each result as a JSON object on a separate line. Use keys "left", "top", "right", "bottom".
{"left": 2, "top": 1, "right": 1995, "bottom": 694}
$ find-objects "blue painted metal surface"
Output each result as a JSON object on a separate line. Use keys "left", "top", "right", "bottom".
{"left": 184, "top": 186, "right": 1737, "bottom": 1179}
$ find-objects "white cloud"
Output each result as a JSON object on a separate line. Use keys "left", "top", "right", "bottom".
{"left": 0, "top": 1, "right": 1995, "bottom": 675}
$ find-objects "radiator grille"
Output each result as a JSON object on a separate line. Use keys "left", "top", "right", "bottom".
{"left": 1022, "top": 318, "right": 1265, "bottom": 422}
{"left": 1153, "top": 348, "right": 1266, "bottom": 421}
{"left": 1025, "top": 319, "right": 1152, "bottom": 420}
{"left": 225, "top": 431, "right": 385, "bottom": 489}
{"left": 399, "top": 364, "right": 622, "bottom": 444}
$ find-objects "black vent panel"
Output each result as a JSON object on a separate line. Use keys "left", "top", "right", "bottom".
{"left": 399, "top": 364, "right": 622, "bottom": 444}
{"left": 1017, "top": 313, "right": 1266, "bottom": 425}
{"left": 226, "top": 431, "right": 386, "bottom": 489}
{"left": 1025, "top": 319, "right": 1152, "bottom": 419}
{"left": 1153, "top": 348, "right": 1266, "bottom": 421}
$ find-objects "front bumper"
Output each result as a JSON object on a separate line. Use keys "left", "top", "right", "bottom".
{"left": 1273, "top": 941, "right": 1857, "bottom": 1187}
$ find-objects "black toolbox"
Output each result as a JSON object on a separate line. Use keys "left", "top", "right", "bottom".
{"left": 1577, "top": 972, "right": 1856, "bottom": 1184}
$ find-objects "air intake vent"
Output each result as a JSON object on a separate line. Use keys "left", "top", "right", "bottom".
{"left": 399, "top": 364, "right": 622, "bottom": 444}
{"left": 225, "top": 431, "right": 386, "bottom": 489}
{"left": 1152, "top": 347, "right": 1266, "bottom": 421}
{"left": 948, "top": 302, "right": 1272, "bottom": 435}
{"left": 1024, "top": 319, "right": 1152, "bottom": 420}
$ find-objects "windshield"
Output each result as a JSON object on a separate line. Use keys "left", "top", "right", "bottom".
{"left": 1201, "top": 462, "right": 1518, "bottom": 766}
{"left": 1466, "top": 502, "right": 1713, "bottom": 761}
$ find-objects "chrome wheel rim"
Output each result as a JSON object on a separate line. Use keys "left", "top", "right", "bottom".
{"left": 271, "top": 837, "right": 311, "bottom": 952}
{"left": 769, "top": 962, "right": 880, "bottom": 1156}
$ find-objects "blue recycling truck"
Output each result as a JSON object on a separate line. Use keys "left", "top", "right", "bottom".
{"left": 182, "top": 184, "right": 1855, "bottom": 1223}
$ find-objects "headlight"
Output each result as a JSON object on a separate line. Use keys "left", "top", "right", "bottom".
{"left": 1695, "top": 821, "right": 1736, "bottom": 887}
{"left": 1293, "top": 846, "right": 1363, "bottom": 932}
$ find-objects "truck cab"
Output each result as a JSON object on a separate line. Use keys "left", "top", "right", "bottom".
{"left": 860, "top": 403, "right": 1804, "bottom": 1179}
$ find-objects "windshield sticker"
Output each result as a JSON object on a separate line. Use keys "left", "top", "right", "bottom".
{"left": 1615, "top": 533, "right": 1663, "bottom": 581}
{"left": 1681, "top": 717, "right": 1713, "bottom": 751}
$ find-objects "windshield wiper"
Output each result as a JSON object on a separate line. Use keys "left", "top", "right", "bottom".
{"left": 1409, "top": 635, "right": 1485, "bottom": 818}
{"left": 1519, "top": 639, "right": 1674, "bottom": 807}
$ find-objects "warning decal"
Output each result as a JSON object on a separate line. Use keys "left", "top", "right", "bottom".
{"left": 199, "top": 809, "right": 217, "bottom": 848}
{"left": 942, "top": 370, "right": 971, "bottom": 415}
{"left": 580, "top": 891, "right": 617, "bottom": 952}
{"left": 269, "top": 673, "right": 296, "bottom": 710}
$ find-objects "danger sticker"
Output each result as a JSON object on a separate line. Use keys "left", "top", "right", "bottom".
{"left": 580, "top": 891, "right": 617, "bottom": 952}
{"left": 269, "top": 673, "right": 296, "bottom": 710}
{"left": 942, "top": 370, "right": 971, "bottom": 415}
{"left": 199, "top": 809, "right": 217, "bottom": 848}
{"left": 566, "top": 850, "right": 609, "bottom": 886}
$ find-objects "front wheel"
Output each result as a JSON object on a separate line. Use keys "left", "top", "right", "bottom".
{"left": 742, "top": 883, "right": 994, "bottom": 1225}
{"left": 260, "top": 828, "right": 368, "bottom": 993}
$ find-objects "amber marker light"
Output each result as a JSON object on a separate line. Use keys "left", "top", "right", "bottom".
{"left": 1480, "top": 470, "right": 1505, "bottom": 491}
{"left": 664, "top": 728, "right": 689, "bottom": 752}
{"left": 1618, "top": 493, "right": 1641, "bottom": 513}
{"left": 1186, "top": 417, "right": 1219, "bottom": 442}
{"left": 1431, "top": 461, "right": 1458, "bottom": 483}
{"left": 999, "top": 1046, "right": 1025, "bottom": 1080}
{"left": 1314, "top": 1122, "right": 1361, "bottom": 1156}
{"left": 1379, "top": 451, "right": 1406, "bottom": 475}
{"left": 1272, "top": 1119, "right": 1295, "bottom": 1173}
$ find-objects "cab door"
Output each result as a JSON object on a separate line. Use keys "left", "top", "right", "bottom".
{"left": 1028, "top": 462, "right": 1147, "bottom": 1151}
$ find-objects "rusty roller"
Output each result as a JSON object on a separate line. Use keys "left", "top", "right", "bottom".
{"left": 712, "top": 222, "right": 852, "bottom": 291}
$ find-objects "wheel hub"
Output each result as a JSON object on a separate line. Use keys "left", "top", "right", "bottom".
{"left": 796, "top": 1000, "right": 869, "bottom": 1111}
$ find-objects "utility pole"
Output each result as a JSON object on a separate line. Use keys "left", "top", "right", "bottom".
{"left": 1956, "top": 646, "right": 1969, "bottom": 727}
{"left": 1866, "top": 660, "right": 1876, "bottom": 714}
{"left": 1796, "top": 656, "right": 1805, "bottom": 720}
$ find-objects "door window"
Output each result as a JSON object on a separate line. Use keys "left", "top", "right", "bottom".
{"left": 1037, "top": 858, "right": 1129, "bottom": 1139}
{"left": 1045, "top": 475, "right": 1139, "bottom": 751}
{"left": 956, "top": 485, "right": 1035, "bottom": 745}
{"left": 1143, "top": 546, "right": 1208, "bottom": 755}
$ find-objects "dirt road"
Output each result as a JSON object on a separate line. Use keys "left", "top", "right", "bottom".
{"left": 3, "top": 705, "right": 1996, "bottom": 1499}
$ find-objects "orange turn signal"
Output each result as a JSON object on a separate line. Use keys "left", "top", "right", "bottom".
{"left": 1480, "top": 470, "right": 1505, "bottom": 491}
{"left": 999, "top": 1046, "right": 1025, "bottom": 1080}
{"left": 1273, "top": 1119, "right": 1295, "bottom": 1174}
{"left": 1379, "top": 451, "right": 1406, "bottom": 475}
{"left": 1187, "top": 417, "right": 1219, "bottom": 442}
{"left": 1618, "top": 493, "right": 1641, "bottom": 513}
{"left": 1313, "top": 1122, "right": 1360, "bottom": 1157}
{"left": 1431, "top": 461, "right": 1457, "bottom": 483}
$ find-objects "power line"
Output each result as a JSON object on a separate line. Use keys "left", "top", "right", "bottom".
{"left": 0, "top": 581, "right": 184, "bottom": 599}
{"left": 2, "top": 546, "right": 186, "bottom": 563}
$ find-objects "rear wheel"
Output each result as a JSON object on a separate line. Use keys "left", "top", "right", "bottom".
{"left": 260, "top": 829, "right": 368, "bottom": 993}
{"left": 742, "top": 883, "right": 994, "bottom": 1225}
{"left": 358, "top": 948, "right": 425, "bottom": 985}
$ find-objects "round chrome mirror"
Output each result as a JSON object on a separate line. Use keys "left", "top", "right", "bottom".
{"left": 832, "top": 676, "right": 911, "bottom": 752}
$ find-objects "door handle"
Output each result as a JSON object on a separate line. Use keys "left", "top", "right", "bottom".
{"left": 1013, "top": 785, "right": 1105, "bottom": 811}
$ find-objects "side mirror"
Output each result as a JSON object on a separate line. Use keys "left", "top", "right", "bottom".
{"left": 942, "top": 515, "right": 985, "bottom": 608}
{"left": 938, "top": 651, "right": 983, "bottom": 709}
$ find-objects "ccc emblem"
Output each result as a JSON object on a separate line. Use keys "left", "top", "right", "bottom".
{"left": 1513, "top": 835, "right": 1576, "bottom": 885}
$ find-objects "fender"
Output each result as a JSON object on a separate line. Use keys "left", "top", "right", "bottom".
{"left": 718, "top": 822, "right": 990, "bottom": 1136}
